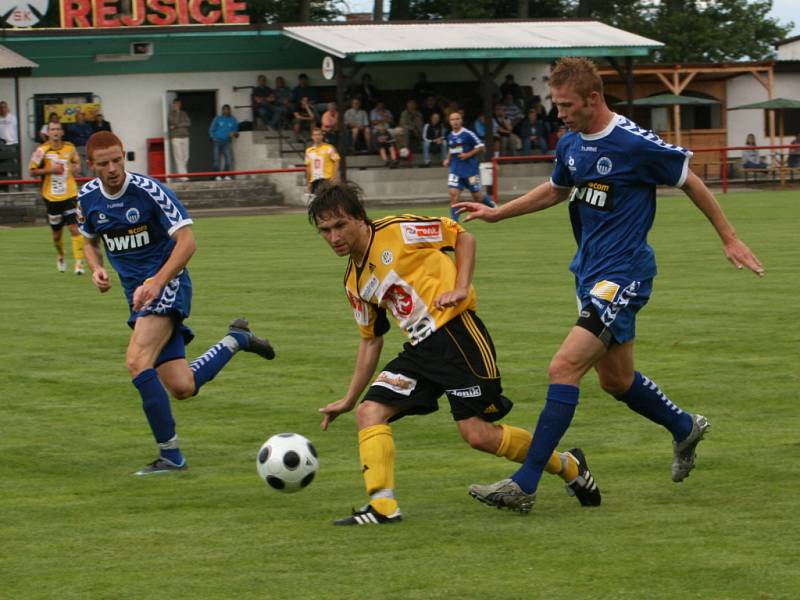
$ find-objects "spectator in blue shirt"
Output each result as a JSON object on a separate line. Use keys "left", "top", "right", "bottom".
{"left": 520, "top": 109, "right": 549, "bottom": 155}
{"left": 209, "top": 104, "right": 239, "bottom": 179}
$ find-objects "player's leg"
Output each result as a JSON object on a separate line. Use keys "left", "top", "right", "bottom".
{"left": 64, "top": 200, "right": 84, "bottom": 275}
{"left": 127, "top": 314, "right": 186, "bottom": 472}
{"left": 45, "top": 201, "right": 66, "bottom": 271}
{"left": 598, "top": 341, "right": 709, "bottom": 482}
{"left": 448, "top": 185, "right": 462, "bottom": 221}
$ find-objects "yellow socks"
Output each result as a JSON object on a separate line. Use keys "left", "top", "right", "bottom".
{"left": 358, "top": 424, "right": 398, "bottom": 516}
{"left": 496, "top": 424, "right": 579, "bottom": 481}
{"left": 55, "top": 237, "right": 64, "bottom": 257}
{"left": 71, "top": 234, "right": 84, "bottom": 262}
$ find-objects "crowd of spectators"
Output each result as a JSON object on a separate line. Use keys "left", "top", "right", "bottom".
{"left": 249, "top": 71, "right": 565, "bottom": 165}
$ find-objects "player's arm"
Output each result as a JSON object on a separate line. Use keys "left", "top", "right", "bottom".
{"left": 459, "top": 143, "right": 484, "bottom": 160}
{"left": 318, "top": 335, "right": 384, "bottom": 430}
{"left": 434, "top": 230, "right": 475, "bottom": 309}
{"left": 681, "top": 171, "right": 764, "bottom": 276}
{"left": 456, "top": 180, "right": 570, "bottom": 223}
{"left": 70, "top": 147, "right": 81, "bottom": 173}
{"left": 132, "top": 226, "right": 197, "bottom": 311}
{"left": 84, "top": 236, "right": 112, "bottom": 293}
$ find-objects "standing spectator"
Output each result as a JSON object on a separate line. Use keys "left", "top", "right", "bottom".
{"left": 40, "top": 112, "right": 60, "bottom": 142}
{"left": 320, "top": 102, "right": 341, "bottom": 146}
{"left": 412, "top": 72, "right": 436, "bottom": 104}
{"left": 0, "top": 100, "right": 19, "bottom": 179}
{"left": 421, "top": 95, "right": 444, "bottom": 126}
{"left": 422, "top": 112, "right": 447, "bottom": 166}
{"left": 209, "top": 104, "right": 239, "bottom": 180}
{"left": 520, "top": 109, "right": 549, "bottom": 155}
{"left": 398, "top": 99, "right": 423, "bottom": 152}
{"left": 742, "top": 133, "right": 767, "bottom": 168}
{"left": 252, "top": 74, "right": 283, "bottom": 130}
{"left": 29, "top": 121, "right": 84, "bottom": 275}
{"left": 351, "top": 73, "right": 380, "bottom": 110}
{"left": 291, "top": 73, "right": 318, "bottom": 111}
{"left": 444, "top": 111, "right": 493, "bottom": 221}
{"left": 66, "top": 111, "right": 92, "bottom": 175}
{"left": 344, "top": 98, "right": 371, "bottom": 152}
{"left": 305, "top": 127, "right": 340, "bottom": 193}
{"left": 788, "top": 133, "right": 800, "bottom": 168}
{"left": 91, "top": 111, "right": 112, "bottom": 133}
{"left": 500, "top": 74, "right": 523, "bottom": 104}
{"left": 292, "top": 96, "right": 318, "bottom": 142}
{"left": 168, "top": 98, "right": 191, "bottom": 181}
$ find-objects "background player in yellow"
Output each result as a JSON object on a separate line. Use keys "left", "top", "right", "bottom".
{"left": 308, "top": 180, "right": 600, "bottom": 525}
{"left": 304, "top": 127, "right": 340, "bottom": 195}
{"left": 30, "top": 121, "right": 84, "bottom": 274}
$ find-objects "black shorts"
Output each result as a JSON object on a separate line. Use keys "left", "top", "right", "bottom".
{"left": 364, "top": 311, "right": 513, "bottom": 422}
{"left": 43, "top": 197, "right": 78, "bottom": 231}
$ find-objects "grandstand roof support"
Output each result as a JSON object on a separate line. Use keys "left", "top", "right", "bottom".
{"left": 463, "top": 59, "right": 509, "bottom": 166}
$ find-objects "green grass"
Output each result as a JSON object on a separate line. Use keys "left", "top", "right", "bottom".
{"left": 1, "top": 191, "right": 798, "bottom": 599}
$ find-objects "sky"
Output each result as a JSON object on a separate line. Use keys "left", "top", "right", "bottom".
{"left": 342, "top": 1, "right": 799, "bottom": 37}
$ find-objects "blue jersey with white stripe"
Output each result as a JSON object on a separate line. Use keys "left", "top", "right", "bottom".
{"left": 550, "top": 114, "right": 692, "bottom": 286}
{"left": 446, "top": 127, "right": 484, "bottom": 177}
{"left": 77, "top": 172, "right": 193, "bottom": 303}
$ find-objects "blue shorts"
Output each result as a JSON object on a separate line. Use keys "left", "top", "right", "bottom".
{"left": 576, "top": 278, "right": 652, "bottom": 344}
{"left": 447, "top": 173, "right": 482, "bottom": 193}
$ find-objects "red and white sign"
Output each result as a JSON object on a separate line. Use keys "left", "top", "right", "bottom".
{"left": 59, "top": 0, "right": 249, "bottom": 28}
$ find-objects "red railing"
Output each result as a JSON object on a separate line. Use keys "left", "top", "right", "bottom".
{"left": 490, "top": 144, "right": 800, "bottom": 199}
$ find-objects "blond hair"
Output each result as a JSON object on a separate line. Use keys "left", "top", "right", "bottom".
{"left": 549, "top": 57, "right": 603, "bottom": 99}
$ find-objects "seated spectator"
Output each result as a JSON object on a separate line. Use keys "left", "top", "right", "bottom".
{"left": 291, "top": 73, "right": 318, "bottom": 112}
{"left": 500, "top": 74, "right": 523, "bottom": 104}
{"left": 474, "top": 111, "right": 500, "bottom": 156}
{"left": 421, "top": 95, "right": 444, "bottom": 126}
{"left": 493, "top": 104, "right": 518, "bottom": 156}
{"left": 320, "top": 102, "right": 341, "bottom": 146}
{"left": 546, "top": 95, "right": 562, "bottom": 131}
{"left": 501, "top": 94, "right": 524, "bottom": 134}
{"left": 351, "top": 73, "right": 380, "bottom": 111}
{"left": 412, "top": 72, "right": 436, "bottom": 104}
{"left": 548, "top": 125, "right": 567, "bottom": 154}
{"left": 91, "top": 111, "right": 112, "bottom": 133}
{"left": 66, "top": 111, "right": 92, "bottom": 174}
{"left": 788, "top": 133, "right": 800, "bottom": 168}
{"left": 369, "top": 100, "right": 394, "bottom": 137}
{"left": 39, "top": 112, "right": 59, "bottom": 142}
{"left": 742, "top": 133, "right": 768, "bottom": 168}
{"left": 273, "top": 76, "right": 292, "bottom": 127}
{"left": 252, "top": 74, "right": 283, "bottom": 130}
{"left": 292, "top": 96, "right": 318, "bottom": 141}
{"left": 519, "top": 109, "right": 548, "bottom": 155}
{"left": 422, "top": 112, "right": 447, "bottom": 166}
{"left": 443, "top": 100, "right": 461, "bottom": 123}
{"left": 344, "top": 97, "right": 371, "bottom": 152}
{"left": 375, "top": 123, "right": 399, "bottom": 168}
{"left": 398, "top": 99, "right": 423, "bottom": 151}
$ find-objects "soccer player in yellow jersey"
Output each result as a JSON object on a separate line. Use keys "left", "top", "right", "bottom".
{"left": 304, "top": 127, "right": 340, "bottom": 194}
{"left": 309, "top": 181, "right": 601, "bottom": 525}
{"left": 30, "top": 121, "right": 84, "bottom": 274}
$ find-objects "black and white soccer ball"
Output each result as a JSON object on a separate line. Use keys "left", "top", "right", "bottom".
{"left": 256, "top": 433, "right": 319, "bottom": 493}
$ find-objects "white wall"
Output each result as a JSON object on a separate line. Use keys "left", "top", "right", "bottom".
{"left": 777, "top": 39, "right": 800, "bottom": 60}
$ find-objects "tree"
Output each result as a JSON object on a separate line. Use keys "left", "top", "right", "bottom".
{"left": 243, "top": 0, "right": 343, "bottom": 24}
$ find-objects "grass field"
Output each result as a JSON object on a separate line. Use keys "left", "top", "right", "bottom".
{"left": 1, "top": 190, "right": 798, "bottom": 599}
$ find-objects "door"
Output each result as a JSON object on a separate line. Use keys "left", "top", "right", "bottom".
{"left": 166, "top": 89, "right": 217, "bottom": 176}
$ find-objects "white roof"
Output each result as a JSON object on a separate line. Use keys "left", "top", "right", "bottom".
{"left": 284, "top": 21, "right": 663, "bottom": 58}
{"left": 0, "top": 44, "right": 37, "bottom": 70}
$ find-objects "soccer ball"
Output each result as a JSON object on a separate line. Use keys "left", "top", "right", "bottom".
{"left": 399, "top": 147, "right": 410, "bottom": 159}
{"left": 256, "top": 433, "right": 319, "bottom": 493}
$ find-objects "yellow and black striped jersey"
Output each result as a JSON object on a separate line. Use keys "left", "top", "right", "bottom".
{"left": 29, "top": 142, "right": 79, "bottom": 202}
{"left": 344, "top": 214, "right": 476, "bottom": 344}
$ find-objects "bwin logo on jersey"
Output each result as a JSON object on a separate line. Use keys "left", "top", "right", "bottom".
{"left": 102, "top": 226, "right": 151, "bottom": 253}
{"left": 596, "top": 156, "right": 613, "bottom": 175}
{"left": 569, "top": 181, "right": 614, "bottom": 211}
{"left": 0, "top": 0, "right": 48, "bottom": 27}
{"left": 125, "top": 208, "right": 141, "bottom": 224}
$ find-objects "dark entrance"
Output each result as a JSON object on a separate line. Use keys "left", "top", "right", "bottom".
{"left": 170, "top": 90, "right": 217, "bottom": 175}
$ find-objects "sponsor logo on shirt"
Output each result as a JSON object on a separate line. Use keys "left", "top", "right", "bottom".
{"left": 569, "top": 181, "right": 614, "bottom": 211}
{"left": 567, "top": 156, "right": 576, "bottom": 172}
{"left": 106, "top": 202, "right": 123, "bottom": 208}
{"left": 360, "top": 275, "right": 379, "bottom": 301}
{"left": 102, "top": 225, "right": 151, "bottom": 253}
{"left": 447, "top": 386, "right": 482, "bottom": 398}
{"left": 346, "top": 288, "right": 370, "bottom": 326}
{"left": 381, "top": 249, "right": 393, "bottom": 265}
{"left": 125, "top": 208, "right": 140, "bottom": 224}
{"left": 581, "top": 145, "right": 597, "bottom": 152}
{"left": 97, "top": 212, "right": 109, "bottom": 223}
{"left": 373, "top": 371, "right": 417, "bottom": 396}
{"left": 401, "top": 222, "right": 443, "bottom": 244}
{"left": 590, "top": 280, "right": 620, "bottom": 302}
{"left": 596, "top": 156, "right": 613, "bottom": 175}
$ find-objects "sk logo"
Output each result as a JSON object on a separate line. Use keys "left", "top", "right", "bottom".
{"left": 0, "top": 0, "right": 48, "bottom": 27}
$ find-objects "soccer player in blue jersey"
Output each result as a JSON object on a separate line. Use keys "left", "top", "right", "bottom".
{"left": 456, "top": 57, "right": 764, "bottom": 513}
{"left": 78, "top": 131, "right": 275, "bottom": 476}
{"left": 444, "top": 111, "right": 494, "bottom": 221}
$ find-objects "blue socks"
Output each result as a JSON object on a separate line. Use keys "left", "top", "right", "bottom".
{"left": 511, "top": 384, "right": 579, "bottom": 494}
{"left": 615, "top": 372, "right": 693, "bottom": 442}
{"left": 133, "top": 368, "right": 184, "bottom": 465}
{"left": 190, "top": 336, "right": 238, "bottom": 392}
{"left": 449, "top": 206, "right": 460, "bottom": 222}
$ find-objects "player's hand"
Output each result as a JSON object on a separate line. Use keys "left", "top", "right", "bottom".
{"left": 434, "top": 287, "right": 468, "bottom": 309}
{"left": 318, "top": 398, "right": 356, "bottom": 431}
{"left": 132, "top": 279, "right": 161, "bottom": 311}
{"left": 53, "top": 164, "right": 65, "bottom": 175}
{"left": 92, "top": 267, "right": 112, "bottom": 293}
{"left": 453, "top": 201, "right": 500, "bottom": 223}
{"left": 723, "top": 238, "right": 765, "bottom": 276}
{"left": 442, "top": 159, "right": 449, "bottom": 167}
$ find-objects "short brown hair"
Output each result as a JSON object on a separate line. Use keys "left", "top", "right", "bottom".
{"left": 86, "top": 131, "right": 123, "bottom": 160}
{"left": 549, "top": 57, "right": 603, "bottom": 99}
